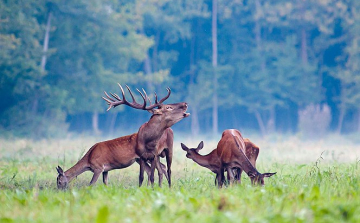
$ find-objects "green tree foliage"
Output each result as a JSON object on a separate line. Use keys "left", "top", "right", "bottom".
{"left": 1, "top": 0, "right": 360, "bottom": 137}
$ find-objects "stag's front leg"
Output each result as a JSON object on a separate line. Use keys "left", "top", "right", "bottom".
{"left": 165, "top": 149, "right": 172, "bottom": 187}
{"left": 139, "top": 158, "right": 145, "bottom": 187}
{"left": 149, "top": 156, "right": 158, "bottom": 187}
{"left": 155, "top": 157, "right": 165, "bottom": 187}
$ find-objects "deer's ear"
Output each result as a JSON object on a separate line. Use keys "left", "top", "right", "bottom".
{"left": 56, "top": 166, "right": 64, "bottom": 175}
{"left": 263, "top": 172, "right": 276, "bottom": 178}
{"left": 149, "top": 108, "right": 162, "bottom": 115}
{"left": 180, "top": 143, "right": 188, "bottom": 151}
{"left": 196, "top": 141, "right": 204, "bottom": 151}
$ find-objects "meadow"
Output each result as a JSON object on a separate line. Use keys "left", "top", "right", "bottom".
{"left": 0, "top": 134, "right": 360, "bottom": 223}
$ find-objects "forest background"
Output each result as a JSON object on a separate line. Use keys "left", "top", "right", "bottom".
{"left": 1, "top": 0, "right": 360, "bottom": 139}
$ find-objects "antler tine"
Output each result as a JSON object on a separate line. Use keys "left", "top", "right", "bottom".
{"left": 103, "top": 91, "right": 115, "bottom": 102}
{"left": 154, "top": 92, "right": 158, "bottom": 104}
{"left": 136, "top": 88, "right": 147, "bottom": 109}
{"left": 117, "top": 83, "right": 127, "bottom": 100}
{"left": 110, "top": 92, "right": 121, "bottom": 101}
{"left": 103, "top": 84, "right": 171, "bottom": 111}
{"left": 125, "top": 85, "right": 136, "bottom": 103}
{"left": 102, "top": 91, "right": 118, "bottom": 111}
{"left": 142, "top": 88, "right": 152, "bottom": 105}
{"left": 158, "top": 87, "right": 171, "bottom": 104}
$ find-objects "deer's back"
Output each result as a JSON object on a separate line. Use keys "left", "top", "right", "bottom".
{"left": 217, "top": 129, "right": 246, "bottom": 164}
{"left": 87, "top": 133, "right": 139, "bottom": 169}
{"left": 244, "top": 138, "right": 259, "bottom": 167}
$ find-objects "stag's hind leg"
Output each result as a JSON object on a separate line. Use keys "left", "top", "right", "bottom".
{"left": 102, "top": 171, "right": 108, "bottom": 185}
{"left": 89, "top": 169, "right": 102, "bottom": 186}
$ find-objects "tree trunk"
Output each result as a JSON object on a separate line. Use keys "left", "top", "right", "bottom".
{"left": 336, "top": 105, "right": 345, "bottom": 134}
{"left": 189, "top": 31, "right": 200, "bottom": 136}
{"left": 267, "top": 107, "right": 276, "bottom": 133}
{"left": 109, "top": 112, "right": 117, "bottom": 136}
{"left": 254, "top": 110, "right": 267, "bottom": 136}
{"left": 357, "top": 108, "right": 360, "bottom": 132}
{"left": 301, "top": 28, "right": 308, "bottom": 65}
{"left": 255, "top": 0, "right": 265, "bottom": 71}
{"left": 41, "top": 11, "right": 52, "bottom": 72}
{"left": 152, "top": 31, "right": 160, "bottom": 73}
{"left": 92, "top": 111, "right": 101, "bottom": 135}
{"left": 144, "top": 54, "right": 153, "bottom": 90}
{"left": 212, "top": 0, "right": 218, "bottom": 135}
{"left": 191, "top": 106, "right": 200, "bottom": 137}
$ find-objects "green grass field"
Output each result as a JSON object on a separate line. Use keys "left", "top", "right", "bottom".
{"left": 1, "top": 134, "right": 360, "bottom": 222}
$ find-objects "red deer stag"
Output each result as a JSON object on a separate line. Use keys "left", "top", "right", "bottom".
{"left": 56, "top": 129, "right": 171, "bottom": 190}
{"left": 103, "top": 84, "right": 189, "bottom": 187}
{"left": 181, "top": 129, "right": 275, "bottom": 187}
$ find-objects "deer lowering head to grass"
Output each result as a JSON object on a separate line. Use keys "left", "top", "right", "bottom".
{"left": 181, "top": 129, "right": 275, "bottom": 187}
{"left": 180, "top": 141, "right": 238, "bottom": 186}
{"left": 103, "top": 84, "right": 189, "bottom": 187}
{"left": 56, "top": 129, "right": 172, "bottom": 190}
{"left": 217, "top": 129, "right": 276, "bottom": 186}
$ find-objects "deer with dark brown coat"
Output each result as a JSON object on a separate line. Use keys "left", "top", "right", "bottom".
{"left": 56, "top": 84, "right": 189, "bottom": 189}
{"left": 181, "top": 129, "right": 275, "bottom": 187}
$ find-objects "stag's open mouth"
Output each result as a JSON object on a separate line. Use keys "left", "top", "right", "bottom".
{"left": 183, "top": 113, "right": 190, "bottom": 117}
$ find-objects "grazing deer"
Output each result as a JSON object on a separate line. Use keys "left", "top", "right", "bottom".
{"left": 226, "top": 138, "right": 260, "bottom": 184}
{"left": 103, "top": 84, "right": 189, "bottom": 187}
{"left": 56, "top": 129, "right": 171, "bottom": 189}
{"left": 181, "top": 129, "right": 275, "bottom": 187}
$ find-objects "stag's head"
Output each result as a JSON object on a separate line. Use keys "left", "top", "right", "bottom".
{"left": 56, "top": 166, "right": 69, "bottom": 190}
{"left": 248, "top": 171, "right": 276, "bottom": 186}
{"left": 103, "top": 84, "right": 190, "bottom": 128}
{"left": 180, "top": 141, "right": 204, "bottom": 159}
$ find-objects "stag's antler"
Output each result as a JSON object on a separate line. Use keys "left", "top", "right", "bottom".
{"left": 102, "top": 84, "right": 171, "bottom": 111}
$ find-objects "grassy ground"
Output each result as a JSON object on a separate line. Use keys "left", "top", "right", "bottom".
{"left": 0, "top": 134, "right": 360, "bottom": 222}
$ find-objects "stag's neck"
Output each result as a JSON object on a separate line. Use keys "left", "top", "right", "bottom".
{"left": 64, "top": 159, "right": 88, "bottom": 181}
{"left": 138, "top": 119, "right": 167, "bottom": 145}
{"left": 234, "top": 150, "right": 260, "bottom": 176}
{"left": 191, "top": 149, "right": 220, "bottom": 171}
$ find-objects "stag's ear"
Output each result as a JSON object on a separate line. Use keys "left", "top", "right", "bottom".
{"left": 196, "top": 141, "right": 204, "bottom": 151}
{"left": 180, "top": 143, "right": 188, "bottom": 151}
{"left": 56, "top": 166, "right": 64, "bottom": 175}
{"left": 149, "top": 108, "right": 163, "bottom": 115}
{"left": 263, "top": 172, "right": 276, "bottom": 178}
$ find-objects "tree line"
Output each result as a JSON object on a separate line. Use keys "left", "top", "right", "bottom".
{"left": 1, "top": 0, "right": 359, "bottom": 138}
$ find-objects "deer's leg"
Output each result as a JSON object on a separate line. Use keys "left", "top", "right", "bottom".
{"left": 165, "top": 148, "right": 172, "bottom": 187}
{"left": 102, "top": 171, "right": 109, "bottom": 185}
{"left": 149, "top": 156, "right": 157, "bottom": 187}
{"left": 226, "top": 169, "right": 231, "bottom": 185}
{"left": 157, "top": 162, "right": 163, "bottom": 187}
{"left": 154, "top": 156, "right": 164, "bottom": 188}
{"left": 89, "top": 169, "right": 102, "bottom": 186}
{"left": 217, "top": 168, "right": 225, "bottom": 188}
{"left": 139, "top": 158, "right": 145, "bottom": 187}
{"left": 227, "top": 167, "right": 235, "bottom": 186}
{"left": 141, "top": 161, "right": 152, "bottom": 186}
{"left": 235, "top": 168, "right": 242, "bottom": 184}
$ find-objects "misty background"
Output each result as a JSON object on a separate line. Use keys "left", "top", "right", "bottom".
{"left": 1, "top": 0, "right": 359, "bottom": 139}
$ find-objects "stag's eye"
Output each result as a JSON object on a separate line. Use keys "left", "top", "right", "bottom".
{"left": 166, "top": 106, "right": 173, "bottom": 110}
